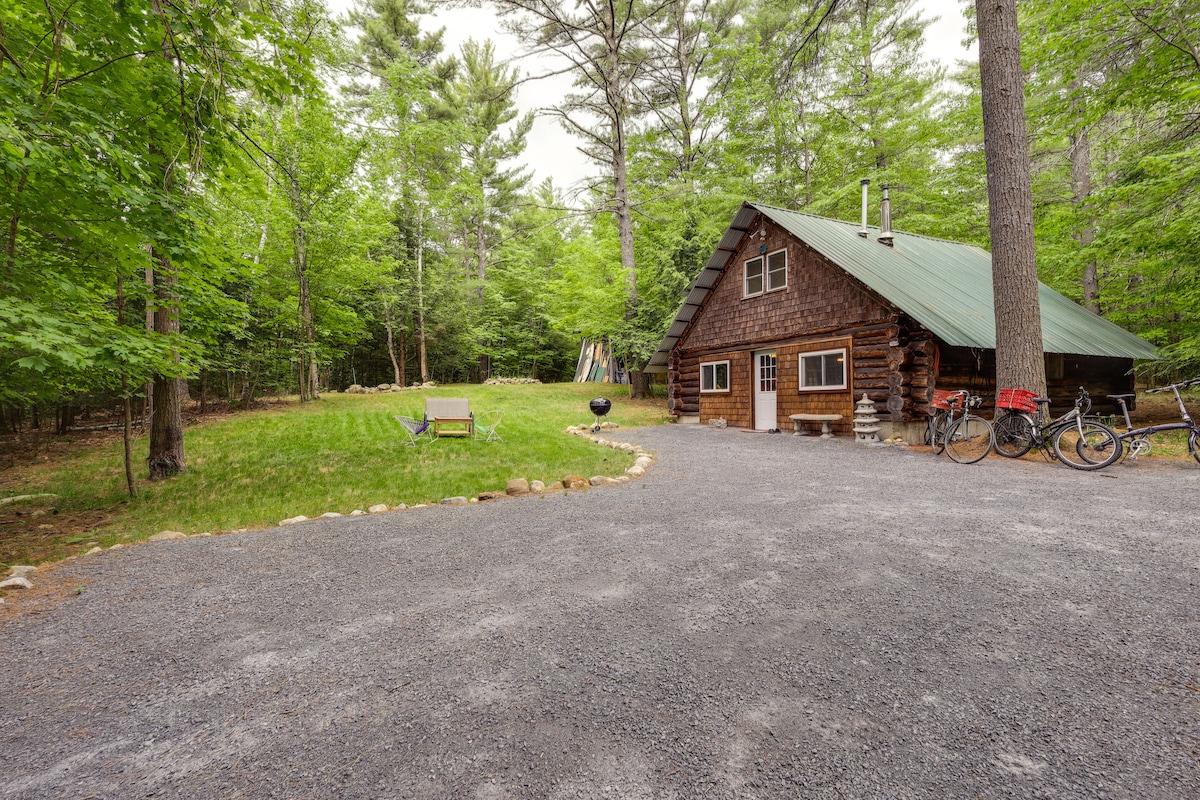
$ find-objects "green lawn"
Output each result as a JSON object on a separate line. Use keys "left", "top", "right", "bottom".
{"left": 2, "top": 384, "right": 669, "bottom": 564}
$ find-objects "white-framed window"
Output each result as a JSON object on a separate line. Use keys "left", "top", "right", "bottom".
{"left": 744, "top": 257, "right": 764, "bottom": 297}
{"left": 766, "top": 249, "right": 787, "bottom": 291}
{"left": 700, "top": 360, "right": 730, "bottom": 393}
{"left": 743, "top": 249, "right": 787, "bottom": 298}
{"left": 799, "top": 348, "right": 847, "bottom": 390}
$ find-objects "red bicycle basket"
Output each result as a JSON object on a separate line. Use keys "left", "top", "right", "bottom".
{"left": 997, "top": 388, "right": 1038, "bottom": 412}
{"left": 931, "top": 390, "right": 959, "bottom": 411}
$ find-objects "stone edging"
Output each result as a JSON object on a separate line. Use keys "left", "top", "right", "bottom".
{"left": 0, "top": 424, "right": 655, "bottom": 601}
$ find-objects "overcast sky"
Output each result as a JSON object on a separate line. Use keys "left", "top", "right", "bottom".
{"left": 336, "top": 0, "right": 975, "bottom": 192}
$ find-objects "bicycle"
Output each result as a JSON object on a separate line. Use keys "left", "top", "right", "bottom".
{"left": 1106, "top": 377, "right": 1200, "bottom": 465}
{"left": 992, "top": 386, "right": 1123, "bottom": 471}
{"left": 927, "top": 389, "right": 995, "bottom": 464}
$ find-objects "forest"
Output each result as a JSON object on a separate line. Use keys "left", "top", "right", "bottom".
{"left": 2, "top": 0, "right": 1198, "bottom": 441}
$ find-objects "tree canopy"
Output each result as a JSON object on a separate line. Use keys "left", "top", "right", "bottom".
{"left": 3, "top": 0, "right": 1197, "bottom": 465}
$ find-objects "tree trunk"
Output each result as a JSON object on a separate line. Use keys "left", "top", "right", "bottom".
{"left": 602, "top": 2, "right": 637, "bottom": 322}
{"left": 630, "top": 369, "right": 650, "bottom": 399}
{"left": 976, "top": 0, "right": 1046, "bottom": 396}
{"left": 1069, "top": 98, "right": 1099, "bottom": 313}
{"left": 239, "top": 371, "right": 254, "bottom": 409}
{"left": 416, "top": 205, "right": 429, "bottom": 384}
{"left": 147, "top": 245, "right": 185, "bottom": 479}
{"left": 116, "top": 276, "right": 137, "bottom": 499}
{"left": 294, "top": 217, "right": 318, "bottom": 402}
{"left": 143, "top": 264, "right": 154, "bottom": 427}
{"left": 381, "top": 290, "right": 403, "bottom": 385}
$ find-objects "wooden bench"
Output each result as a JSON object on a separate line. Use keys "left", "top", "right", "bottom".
{"left": 426, "top": 398, "right": 474, "bottom": 438}
{"left": 789, "top": 413, "right": 842, "bottom": 439}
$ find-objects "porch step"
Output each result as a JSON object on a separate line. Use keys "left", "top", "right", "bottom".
{"left": 676, "top": 414, "right": 700, "bottom": 424}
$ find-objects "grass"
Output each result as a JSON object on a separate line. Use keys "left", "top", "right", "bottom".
{"left": 0, "top": 384, "right": 671, "bottom": 566}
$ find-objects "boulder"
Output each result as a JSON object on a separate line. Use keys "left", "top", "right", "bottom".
{"left": 545, "top": 481, "right": 564, "bottom": 491}
{"left": 530, "top": 480, "right": 546, "bottom": 493}
{"left": 368, "top": 504, "right": 389, "bottom": 514}
{"left": 84, "top": 546, "right": 103, "bottom": 556}
{"left": 8, "top": 566, "right": 36, "bottom": 578}
{"left": 279, "top": 515, "right": 309, "bottom": 527}
{"left": 0, "top": 576, "right": 33, "bottom": 590}
{"left": 478, "top": 491, "right": 506, "bottom": 501}
{"left": 506, "top": 478, "right": 531, "bottom": 496}
{"left": 148, "top": 530, "right": 187, "bottom": 542}
{"left": 589, "top": 476, "right": 617, "bottom": 487}
{"left": 319, "top": 512, "right": 343, "bottom": 519}
{"left": 626, "top": 465, "right": 646, "bottom": 478}
{"left": 440, "top": 496, "right": 468, "bottom": 505}
{"left": 563, "top": 475, "right": 590, "bottom": 490}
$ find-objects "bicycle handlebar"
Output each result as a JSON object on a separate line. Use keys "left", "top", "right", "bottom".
{"left": 1074, "top": 387, "right": 1092, "bottom": 415}
{"left": 1146, "top": 377, "right": 1200, "bottom": 394}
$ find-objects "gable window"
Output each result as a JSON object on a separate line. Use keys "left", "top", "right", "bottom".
{"left": 744, "top": 257, "right": 764, "bottom": 297}
{"left": 766, "top": 249, "right": 787, "bottom": 291}
{"left": 700, "top": 360, "right": 730, "bottom": 393}
{"left": 743, "top": 249, "right": 788, "bottom": 298}
{"left": 799, "top": 348, "right": 847, "bottom": 390}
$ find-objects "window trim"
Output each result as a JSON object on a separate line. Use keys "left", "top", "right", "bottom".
{"left": 798, "top": 348, "right": 848, "bottom": 391}
{"left": 743, "top": 256, "right": 764, "bottom": 298}
{"left": 743, "top": 248, "right": 788, "bottom": 298}
{"left": 700, "top": 360, "right": 731, "bottom": 393}
{"left": 765, "top": 248, "right": 787, "bottom": 292}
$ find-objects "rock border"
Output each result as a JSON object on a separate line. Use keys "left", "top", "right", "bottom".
{"left": 1, "top": 423, "right": 656, "bottom": 599}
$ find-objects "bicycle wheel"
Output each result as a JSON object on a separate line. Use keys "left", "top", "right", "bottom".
{"left": 993, "top": 412, "right": 1034, "bottom": 457}
{"left": 1189, "top": 429, "right": 1200, "bottom": 465}
{"left": 1052, "top": 421, "right": 1122, "bottom": 470}
{"left": 945, "top": 414, "right": 995, "bottom": 464}
{"left": 929, "top": 411, "right": 950, "bottom": 454}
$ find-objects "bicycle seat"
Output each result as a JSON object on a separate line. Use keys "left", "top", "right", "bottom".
{"left": 1107, "top": 393, "right": 1135, "bottom": 401}
{"left": 1033, "top": 397, "right": 1051, "bottom": 405}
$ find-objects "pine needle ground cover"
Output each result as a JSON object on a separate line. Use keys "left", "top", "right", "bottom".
{"left": 1, "top": 384, "right": 669, "bottom": 566}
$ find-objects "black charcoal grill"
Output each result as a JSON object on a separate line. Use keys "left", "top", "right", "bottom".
{"left": 589, "top": 397, "right": 612, "bottom": 432}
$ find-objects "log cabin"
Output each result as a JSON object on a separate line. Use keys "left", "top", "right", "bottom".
{"left": 645, "top": 201, "right": 1158, "bottom": 440}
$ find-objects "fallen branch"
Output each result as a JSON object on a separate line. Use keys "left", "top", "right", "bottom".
{"left": 0, "top": 493, "right": 59, "bottom": 506}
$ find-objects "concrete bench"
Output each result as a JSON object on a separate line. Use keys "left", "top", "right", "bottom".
{"left": 789, "top": 413, "right": 843, "bottom": 439}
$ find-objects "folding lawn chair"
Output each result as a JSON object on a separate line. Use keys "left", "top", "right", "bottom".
{"left": 394, "top": 413, "right": 433, "bottom": 446}
{"left": 474, "top": 410, "right": 504, "bottom": 443}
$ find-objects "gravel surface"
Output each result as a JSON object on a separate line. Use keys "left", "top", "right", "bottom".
{"left": 2, "top": 426, "right": 1199, "bottom": 799}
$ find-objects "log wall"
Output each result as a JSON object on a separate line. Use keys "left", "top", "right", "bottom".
{"left": 696, "top": 350, "right": 753, "bottom": 428}
{"left": 667, "top": 210, "right": 1137, "bottom": 427}
{"left": 931, "top": 349, "right": 1135, "bottom": 416}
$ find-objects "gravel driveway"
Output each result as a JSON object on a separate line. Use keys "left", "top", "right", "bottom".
{"left": 2, "top": 426, "right": 1198, "bottom": 799}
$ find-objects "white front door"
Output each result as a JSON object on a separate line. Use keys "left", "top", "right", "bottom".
{"left": 753, "top": 350, "right": 777, "bottom": 430}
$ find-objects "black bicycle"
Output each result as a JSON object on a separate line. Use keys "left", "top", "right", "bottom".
{"left": 992, "top": 386, "right": 1123, "bottom": 471}
{"left": 1106, "top": 377, "right": 1200, "bottom": 465}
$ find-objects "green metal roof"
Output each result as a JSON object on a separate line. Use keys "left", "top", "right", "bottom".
{"left": 646, "top": 202, "right": 1157, "bottom": 371}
